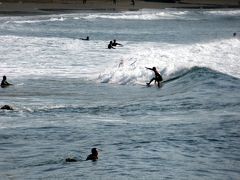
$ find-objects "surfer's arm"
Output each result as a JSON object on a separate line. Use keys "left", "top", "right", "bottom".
{"left": 1, "top": 81, "right": 12, "bottom": 86}
{"left": 145, "top": 67, "right": 152, "bottom": 71}
{"left": 6, "top": 81, "right": 13, "bottom": 85}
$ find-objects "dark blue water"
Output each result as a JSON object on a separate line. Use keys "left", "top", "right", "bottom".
{"left": 1, "top": 67, "right": 240, "bottom": 179}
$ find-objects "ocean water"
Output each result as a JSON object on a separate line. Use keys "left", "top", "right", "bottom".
{"left": 0, "top": 9, "right": 240, "bottom": 179}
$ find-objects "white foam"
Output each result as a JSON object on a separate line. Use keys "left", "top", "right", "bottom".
{"left": 1, "top": 34, "right": 239, "bottom": 84}
{"left": 0, "top": 9, "right": 191, "bottom": 22}
{"left": 1, "top": 9, "right": 239, "bottom": 25}
{"left": 0, "top": 15, "right": 66, "bottom": 25}
{"left": 98, "top": 39, "right": 240, "bottom": 85}
{"left": 83, "top": 9, "right": 190, "bottom": 20}
{"left": 204, "top": 9, "right": 240, "bottom": 16}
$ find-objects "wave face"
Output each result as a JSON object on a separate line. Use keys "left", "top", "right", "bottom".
{"left": 0, "top": 67, "right": 240, "bottom": 117}
{"left": 1, "top": 66, "right": 238, "bottom": 117}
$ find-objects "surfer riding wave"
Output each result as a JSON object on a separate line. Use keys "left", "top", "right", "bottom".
{"left": 146, "top": 67, "right": 163, "bottom": 87}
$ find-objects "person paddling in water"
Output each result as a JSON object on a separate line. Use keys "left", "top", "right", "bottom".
{"left": 86, "top": 148, "right": 98, "bottom": 161}
{"left": 146, "top": 67, "right": 163, "bottom": 87}
{"left": 1, "top": 75, "right": 13, "bottom": 88}
{"left": 81, "top": 36, "right": 89, "bottom": 41}
{"left": 65, "top": 147, "right": 99, "bottom": 162}
{"left": 108, "top": 41, "right": 115, "bottom": 49}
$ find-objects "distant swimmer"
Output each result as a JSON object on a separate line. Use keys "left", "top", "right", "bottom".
{"left": 1, "top": 105, "right": 13, "bottom": 110}
{"left": 1, "top": 75, "right": 13, "bottom": 88}
{"left": 81, "top": 36, "right": 89, "bottom": 41}
{"left": 146, "top": 67, "right": 163, "bottom": 88}
{"left": 108, "top": 41, "right": 115, "bottom": 49}
{"left": 112, "top": 39, "right": 123, "bottom": 47}
{"left": 86, "top": 148, "right": 98, "bottom": 161}
{"left": 233, "top": 32, "right": 237, "bottom": 37}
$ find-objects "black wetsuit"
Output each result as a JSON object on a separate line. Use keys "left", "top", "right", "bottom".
{"left": 112, "top": 42, "right": 121, "bottom": 46}
{"left": 146, "top": 67, "right": 163, "bottom": 87}
{"left": 108, "top": 43, "right": 115, "bottom": 49}
{"left": 155, "top": 72, "right": 163, "bottom": 81}
{"left": 1, "top": 79, "right": 11, "bottom": 88}
{"left": 86, "top": 154, "right": 98, "bottom": 161}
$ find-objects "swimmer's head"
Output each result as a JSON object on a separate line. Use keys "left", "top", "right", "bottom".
{"left": 152, "top": 67, "right": 156, "bottom": 70}
{"left": 91, "top": 148, "right": 98, "bottom": 155}
{"left": 3, "top": 76, "right": 6, "bottom": 80}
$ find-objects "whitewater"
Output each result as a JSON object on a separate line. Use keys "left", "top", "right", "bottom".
{"left": 0, "top": 9, "right": 240, "bottom": 180}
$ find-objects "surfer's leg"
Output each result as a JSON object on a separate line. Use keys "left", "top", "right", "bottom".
{"left": 150, "top": 78, "right": 155, "bottom": 84}
{"left": 147, "top": 78, "right": 155, "bottom": 85}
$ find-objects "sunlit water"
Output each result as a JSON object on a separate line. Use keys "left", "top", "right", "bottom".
{"left": 0, "top": 9, "right": 240, "bottom": 179}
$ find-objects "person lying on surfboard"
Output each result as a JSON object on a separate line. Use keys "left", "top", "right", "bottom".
{"left": 146, "top": 67, "right": 163, "bottom": 88}
{"left": 81, "top": 36, "right": 89, "bottom": 41}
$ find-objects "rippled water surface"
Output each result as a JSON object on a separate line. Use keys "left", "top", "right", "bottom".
{"left": 0, "top": 9, "right": 240, "bottom": 179}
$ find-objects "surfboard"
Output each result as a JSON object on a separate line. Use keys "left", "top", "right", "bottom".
{"left": 141, "top": 77, "right": 179, "bottom": 88}
{"left": 139, "top": 83, "right": 161, "bottom": 88}
{"left": 140, "top": 70, "right": 190, "bottom": 88}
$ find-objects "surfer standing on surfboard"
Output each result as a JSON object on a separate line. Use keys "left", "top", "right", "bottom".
{"left": 146, "top": 67, "right": 163, "bottom": 88}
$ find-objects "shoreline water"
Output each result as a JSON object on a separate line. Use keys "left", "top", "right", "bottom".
{"left": 0, "top": 0, "right": 240, "bottom": 15}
